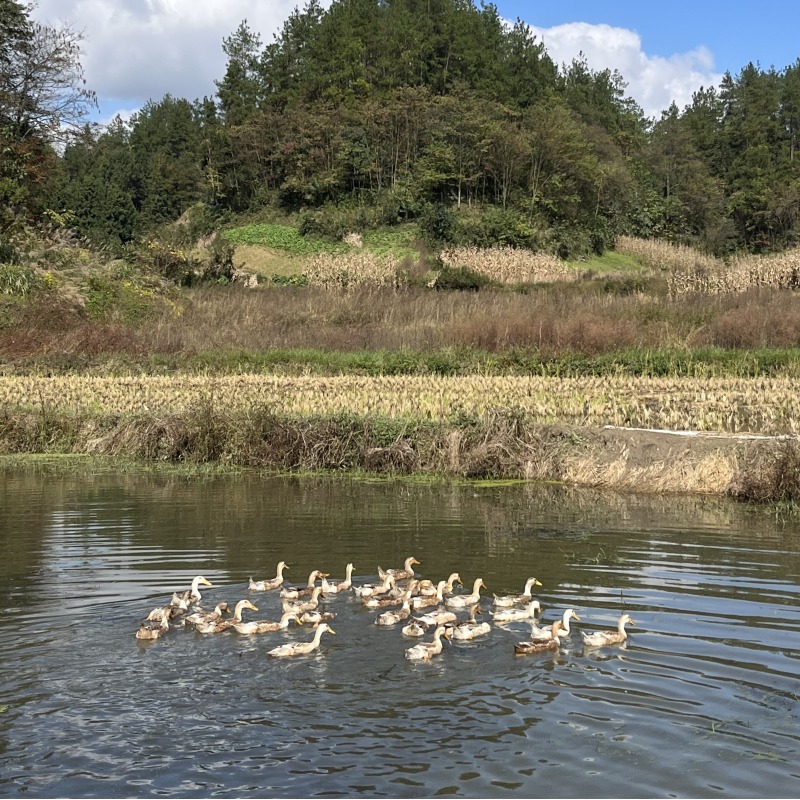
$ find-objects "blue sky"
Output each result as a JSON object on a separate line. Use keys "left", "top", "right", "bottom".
{"left": 30, "top": 0, "right": 800, "bottom": 127}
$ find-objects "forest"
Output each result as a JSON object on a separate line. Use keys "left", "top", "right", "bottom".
{"left": 3, "top": 0, "right": 800, "bottom": 259}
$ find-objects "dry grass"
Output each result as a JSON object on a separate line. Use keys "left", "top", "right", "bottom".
{"left": 3, "top": 373, "right": 800, "bottom": 434}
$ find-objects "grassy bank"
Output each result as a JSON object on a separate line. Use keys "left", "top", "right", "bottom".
{"left": 0, "top": 401, "right": 790, "bottom": 497}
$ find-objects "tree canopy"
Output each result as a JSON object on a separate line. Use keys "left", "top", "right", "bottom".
{"left": 6, "top": 0, "right": 800, "bottom": 257}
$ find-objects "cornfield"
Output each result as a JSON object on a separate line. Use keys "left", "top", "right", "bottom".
{"left": 4, "top": 374, "right": 799, "bottom": 435}
{"left": 439, "top": 246, "right": 572, "bottom": 284}
{"left": 616, "top": 236, "right": 800, "bottom": 295}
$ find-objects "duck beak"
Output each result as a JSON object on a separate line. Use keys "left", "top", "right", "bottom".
{"left": 327, "top": 628, "right": 336, "bottom": 635}
{"left": 629, "top": 619, "right": 637, "bottom": 626}
{"left": 573, "top": 613, "right": 581, "bottom": 621}
{"left": 201, "top": 578, "right": 213, "bottom": 586}
{"left": 534, "top": 579, "right": 542, "bottom": 586}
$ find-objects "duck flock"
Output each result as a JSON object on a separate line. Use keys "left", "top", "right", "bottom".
{"left": 135, "top": 556, "right": 636, "bottom": 659}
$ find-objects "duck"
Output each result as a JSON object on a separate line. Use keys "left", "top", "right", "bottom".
{"left": 267, "top": 622, "right": 336, "bottom": 657}
{"left": 417, "top": 573, "right": 462, "bottom": 597}
{"left": 581, "top": 613, "right": 636, "bottom": 648}
{"left": 321, "top": 563, "right": 355, "bottom": 594}
{"left": 493, "top": 577, "right": 543, "bottom": 608}
{"left": 402, "top": 606, "right": 458, "bottom": 636}
{"left": 528, "top": 608, "right": 581, "bottom": 641}
{"left": 405, "top": 625, "right": 452, "bottom": 661}
{"left": 445, "top": 577, "right": 487, "bottom": 608}
{"left": 168, "top": 593, "right": 190, "bottom": 612}
{"left": 145, "top": 603, "right": 184, "bottom": 623}
{"left": 353, "top": 573, "right": 395, "bottom": 599}
{"left": 299, "top": 610, "right": 336, "bottom": 625}
{"left": 184, "top": 602, "right": 230, "bottom": 628}
{"left": 282, "top": 585, "right": 324, "bottom": 615}
{"left": 451, "top": 605, "right": 491, "bottom": 640}
{"left": 135, "top": 608, "right": 172, "bottom": 640}
{"left": 248, "top": 561, "right": 289, "bottom": 591}
{"left": 194, "top": 599, "right": 258, "bottom": 634}
{"left": 176, "top": 575, "right": 213, "bottom": 606}
{"left": 279, "top": 569, "right": 327, "bottom": 600}
{"left": 491, "top": 599, "right": 541, "bottom": 623}
{"left": 401, "top": 618, "right": 430, "bottom": 637}
{"left": 233, "top": 610, "right": 300, "bottom": 635}
{"left": 362, "top": 580, "right": 418, "bottom": 609}
{"left": 378, "top": 556, "right": 420, "bottom": 582}
{"left": 514, "top": 621, "right": 563, "bottom": 655}
{"left": 411, "top": 580, "right": 447, "bottom": 610}
{"left": 376, "top": 599, "right": 413, "bottom": 626}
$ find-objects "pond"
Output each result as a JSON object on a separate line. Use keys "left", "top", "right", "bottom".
{"left": 1, "top": 468, "right": 799, "bottom": 798}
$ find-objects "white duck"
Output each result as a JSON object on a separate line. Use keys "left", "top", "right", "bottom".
{"left": 451, "top": 605, "right": 491, "bottom": 640}
{"left": 491, "top": 599, "right": 541, "bottom": 623}
{"left": 279, "top": 569, "right": 327, "bottom": 600}
{"left": 378, "top": 556, "right": 420, "bottom": 582}
{"left": 249, "top": 561, "right": 289, "bottom": 591}
{"left": 268, "top": 622, "right": 336, "bottom": 657}
{"left": 493, "top": 577, "right": 543, "bottom": 608}
{"left": 194, "top": 600, "right": 258, "bottom": 633}
{"left": 353, "top": 573, "right": 395, "bottom": 599}
{"left": 411, "top": 580, "right": 447, "bottom": 610}
{"left": 375, "top": 599, "right": 413, "bottom": 626}
{"left": 184, "top": 602, "right": 230, "bottom": 627}
{"left": 581, "top": 613, "right": 636, "bottom": 648}
{"left": 445, "top": 577, "right": 487, "bottom": 608}
{"left": 283, "top": 585, "right": 324, "bottom": 615}
{"left": 173, "top": 575, "right": 213, "bottom": 607}
{"left": 321, "top": 563, "right": 355, "bottom": 594}
{"left": 405, "top": 625, "right": 452, "bottom": 661}
{"left": 233, "top": 610, "right": 301, "bottom": 635}
{"left": 528, "top": 608, "right": 581, "bottom": 641}
{"left": 402, "top": 605, "right": 459, "bottom": 637}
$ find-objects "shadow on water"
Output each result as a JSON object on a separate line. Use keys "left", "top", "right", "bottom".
{"left": 0, "top": 468, "right": 799, "bottom": 798}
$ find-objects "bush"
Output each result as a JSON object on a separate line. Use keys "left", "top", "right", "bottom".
{"left": 433, "top": 264, "right": 493, "bottom": 291}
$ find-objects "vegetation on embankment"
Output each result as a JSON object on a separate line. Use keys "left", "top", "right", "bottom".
{"left": 2, "top": 400, "right": 798, "bottom": 502}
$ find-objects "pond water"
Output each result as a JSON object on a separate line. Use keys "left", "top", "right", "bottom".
{"left": 0, "top": 467, "right": 799, "bottom": 798}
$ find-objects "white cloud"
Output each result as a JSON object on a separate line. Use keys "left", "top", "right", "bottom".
{"left": 31, "top": 0, "right": 310, "bottom": 111}
{"left": 530, "top": 22, "right": 723, "bottom": 119}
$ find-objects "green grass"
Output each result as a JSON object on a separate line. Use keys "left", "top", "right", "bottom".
{"left": 222, "top": 224, "right": 343, "bottom": 255}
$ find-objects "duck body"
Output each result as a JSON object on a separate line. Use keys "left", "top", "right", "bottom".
{"left": 376, "top": 600, "right": 412, "bottom": 626}
{"left": 280, "top": 569, "right": 327, "bottom": 600}
{"left": 321, "top": 563, "right": 355, "bottom": 594}
{"left": 249, "top": 561, "right": 289, "bottom": 591}
{"left": 299, "top": 610, "right": 336, "bottom": 625}
{"left": 283, "top": 585, "right": 324, "bottom": 615}
{"left": 581, "top": 614, "right": 636, "bottom": 648}
{"left": 491, "top": 600, "right": 541, "bottom": 623}
{"left": 445, "top": 578, "right": 487, "bottom": 608}
{"left": 514, "top": 621, "right": 563, "bottom": 654}
{"left": 405, "top": 625, "right": 452, "bottom": 661}
{"left": 451, "top": 607, "right": 491, "bottom": 640}
{"left": 493, "top": 577, "right": 542, "bottom": 608}
{"left": 378, "top": 556, "right": 420, "bottom": 582}
{"left": 194, "top": 600, "right": 258, "bottom": 634}
{"left": 233, "top": 610, "right": 300, "bottom": 635}
{"left": 184, "top": 602, "right": 230, "bottom": 628}
{"left": 135, "top": 610, "right": 171, "bottom": 640}
{"left": 353, "top": 574, "right": 395, "bottom": 599}
{"left": 268, "top": 622, "right": 335, "bottom": 657}
{"left": 412, "top": 580, "right": 447, "bottom": 610}
{"left": 529, "top": 608, "right": 580, "bottom": 641}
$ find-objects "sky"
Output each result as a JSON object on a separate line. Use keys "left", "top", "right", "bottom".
{"left": 29, "top": 0, "right": 800, "bottom": 128}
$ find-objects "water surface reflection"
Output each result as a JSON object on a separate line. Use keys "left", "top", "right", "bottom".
{"left": 0, "top": 469, "right": 799, "bottom": 797}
